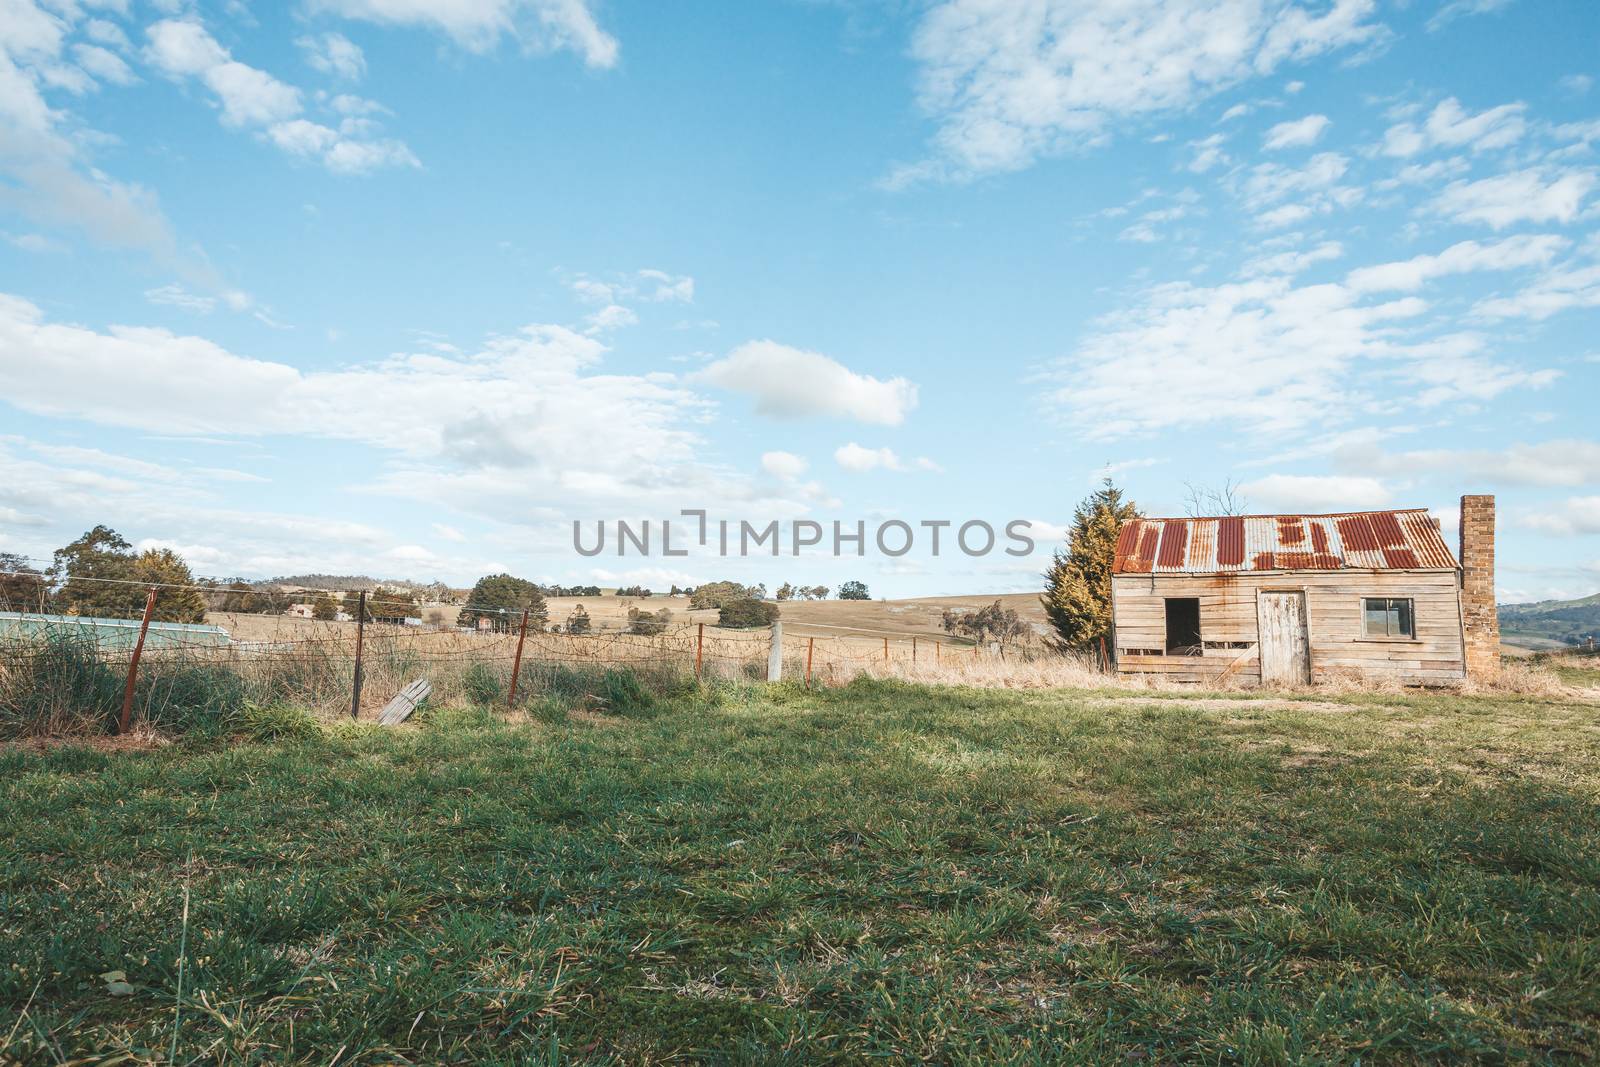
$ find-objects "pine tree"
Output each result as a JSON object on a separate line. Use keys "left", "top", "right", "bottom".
{"left": 1041, "top": 480, "right": 1140, "bottom": 652}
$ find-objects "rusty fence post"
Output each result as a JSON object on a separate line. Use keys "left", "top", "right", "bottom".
{"left": 912, "top": 636, "right": 918, "bottom": 664}
{"left": 350, "top": 590, "right": 366, "bottom": 720}
{"left": 695, "top": 623, "right": 704, "bottom": 681}
{"left": 805, "top": 636, "right": 815, "bottom": 686}
{"left": 935, "top": 641, "right": 941, "bottom": 664}
{"left": 508, "top": 607, "right": 530, "bottom": 710}
{"left": 117, "top": 586, "right": 158, "bottom": 735}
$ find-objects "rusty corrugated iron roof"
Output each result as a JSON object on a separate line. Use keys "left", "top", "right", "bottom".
{"left": 1113, "top": 510, "right": 1457, "bottom": 575}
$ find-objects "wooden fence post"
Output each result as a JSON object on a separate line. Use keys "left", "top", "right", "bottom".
{"left": 695, "top": 623, "right": 704, "bottom": 680}
{"left": 767, "top": 622, "right": 783, "bottom": 682}
{"left": 935, "top": 641, "right": 941, "bottom": 664}
{"left": 116, "top": 586, "right": 158, "bottom": 735}
{"left": 805, "top": 636, "right": 815, "bottom": 686}
{"left": 507, "top": 607, "right": 530, "bottom": 710}
{"left": 912, "top": 637, "right": 918, "bottom": 663}
{"left": 882, "top": 636, "right": 889, "bottom": 664}
{"left": 350, "top": 591, "right": 366, "bottom": 720}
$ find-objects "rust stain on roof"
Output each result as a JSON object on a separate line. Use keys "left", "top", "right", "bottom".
{"left": 1217, "top": 516, "right": 1245, "bottom": 567}
{"left": 1114, "top": 509, "right": 1458, "bottom": 575}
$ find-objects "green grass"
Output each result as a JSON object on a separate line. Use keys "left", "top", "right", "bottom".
{"left": 3, "top": 680, "right": 1598, "bottom": 1063}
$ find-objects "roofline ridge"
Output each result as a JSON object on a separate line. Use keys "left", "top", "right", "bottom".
{"left": 1132, "top": 508, "right": 1433, "bottom": 523}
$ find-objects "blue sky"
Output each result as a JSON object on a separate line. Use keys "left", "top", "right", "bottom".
{"left": 1, "top": 0, "right": 1597, "bottom": 601}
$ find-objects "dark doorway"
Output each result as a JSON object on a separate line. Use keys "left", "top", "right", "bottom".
{"left": 1165, "top": 598, "right": 1201, "bottom": 654}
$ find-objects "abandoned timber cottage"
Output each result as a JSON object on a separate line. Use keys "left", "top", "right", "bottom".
{"left": 1109, "top": 495, "right": 1500, "bottom": 687}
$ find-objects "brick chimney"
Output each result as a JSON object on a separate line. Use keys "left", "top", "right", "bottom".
{"left": 1459, "top": 495, "right": 1499, "bottom": 682}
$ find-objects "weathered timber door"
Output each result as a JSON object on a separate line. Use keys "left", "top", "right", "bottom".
{"left": 1257, "top": 591, "right": 1310, "bottom": 686}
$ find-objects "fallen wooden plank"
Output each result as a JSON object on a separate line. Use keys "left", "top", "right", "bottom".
{"left": 378, "top": 678, "right": 431, "bottom": 726}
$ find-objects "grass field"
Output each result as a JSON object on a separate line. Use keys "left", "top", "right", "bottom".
{"left": 4, "top": 679, "right": 1598, "bottom": 1063}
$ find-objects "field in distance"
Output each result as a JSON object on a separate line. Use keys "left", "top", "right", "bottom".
{"left": 208, "top": 592, "right": 1050, "bottom": 645}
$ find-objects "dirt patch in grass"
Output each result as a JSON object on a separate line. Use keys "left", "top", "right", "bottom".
{"left": 1, "top": 729, "right": 168, "bottom": 754}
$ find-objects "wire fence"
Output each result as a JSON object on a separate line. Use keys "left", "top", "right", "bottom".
{"left": 0, "top": 597, "right": 1091, "bottom": 738}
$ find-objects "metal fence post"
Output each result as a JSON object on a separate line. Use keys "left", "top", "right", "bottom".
{"left": 116, "top": 586, "right": 158, "bottom": 735}
{"left": 805, "top": 636, "right": 815, "bottom": 686}
{"left": 350, "top": 590, "right": 366, "bottom": 720}
{"left": 508, "top": 607, "right": 530, "bottom": 710}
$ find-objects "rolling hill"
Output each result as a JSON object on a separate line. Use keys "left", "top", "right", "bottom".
{"left": 1499, "top": 592, "right": 1600, "bottom": 649}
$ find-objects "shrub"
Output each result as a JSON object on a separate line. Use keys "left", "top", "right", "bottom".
{"left": 462, "top": 662, "right": 504, "bottom": 707}
{"left": 627, "top": 607, "right": 672, "bottom": 635}
{"left": 599, "top": 668, "right": 654, "bottom": 715}
{"left": 138, "top": 663, "right": 248, "bottom": 734}
{"left": 0, "top": 628, "right": 123, "bottom": 737}
{"left": 238, "top": 703, "right": 320, "bottom": 742}
{"left": 719, "top": 598, "right": 778, "bottom": 628}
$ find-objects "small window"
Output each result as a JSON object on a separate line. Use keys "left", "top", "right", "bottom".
{"left": 1164, "top": 597, "right": 1201, "bottom": 654}
{"left": 1362, "top": 597, "right": 1414, "bottom": 638}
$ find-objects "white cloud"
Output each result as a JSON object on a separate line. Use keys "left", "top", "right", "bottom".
{"left": 1238, "top": 473, "right": 1391, "bottom": 512}
{"left": 1043, "top": 272, "right": 1551, "bottom": 440}
{"left": 1118, "top": 200, "right": 1197, "bottom": 243}
{"left": 72, "top": 43, "right": 135, "bottom": 85}
{"left": 1334, "top": 439, "right": 1600, "bottom": 488}
{"left": 298, "top": 32, "right": 366, "bottom": 81}
{"left": 146, "top": 20, "right": 301, "bottom": 126}
{"left": 569, "top": 278, "right": 616, "bottom": 305}
{"left": 1345, "top": 234, "right": 1567, "bottom": 292}
{"left": 1242, "top": 239, "right": 1343, "bottom": 276}
{"left": 832, "top": 444, "right": 940, "bottom": 473}
{"left": 698, "top": 341, "right": 918, "bottom": 426}
{"left": 311, "top": 0, "right": 619, "bottom": 68}
{"left": 834, "top": 443, "right": 884, "bottom": 472}
{"left": 1473, "top": 262, "right": 1600, "bottom": 321}
{"left": 637, "top": 269, "right": 694, "bottom": 303}
{"left": 568, "top": 269, "right": 693, "bottom": 313}
{"left": 0, "top": 293, "right": 842, "bottom": 535}
{"left": 1241, "top": 151, "right": 1350, "bottom": 203}
{"left": 432, "top": 523, "right": 467, "bottom": 542}
{"left": 1380, "top": 97, "right": 1525, "bottom": 158}
{"left": 1235, "top": 151, "right": 1361, "bottom": 227}
{"left": 1187, "top": 133, "right": 1229, "bottom": 173}
{"left": 84, "top": 19, "right": 130, "bottom": 51}
{"left": 1263, "top": 113, "right": 1329, "bottom": 149}
{"left": 1561, "top": 74, "right": 1594, "bottom": 97}
{"left": 0, "top": 2, "right": 179, "bottom": 256}
{"left": 583, "top": 303, "right": 637, "bottom": 335}
{"left": 1520, "top": 496, "right": 1600, "bottom": 536}
{"left": 761, "top": 451, "right": 808, "bottom": 480}
{"left": 145, "top": 284, "right": 220, "bottom": 313}
{"left": 144, "top": 18, "right": 416, "bottom": 174}
{"left": 1428, "top": 0, "right": 1514, "bottom": 32}
{"left": 1431, "top": 167, "right": 1595, "bottom": 229}
{"left": 890, "top": 0, "right": 1384, "bottom": 183}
